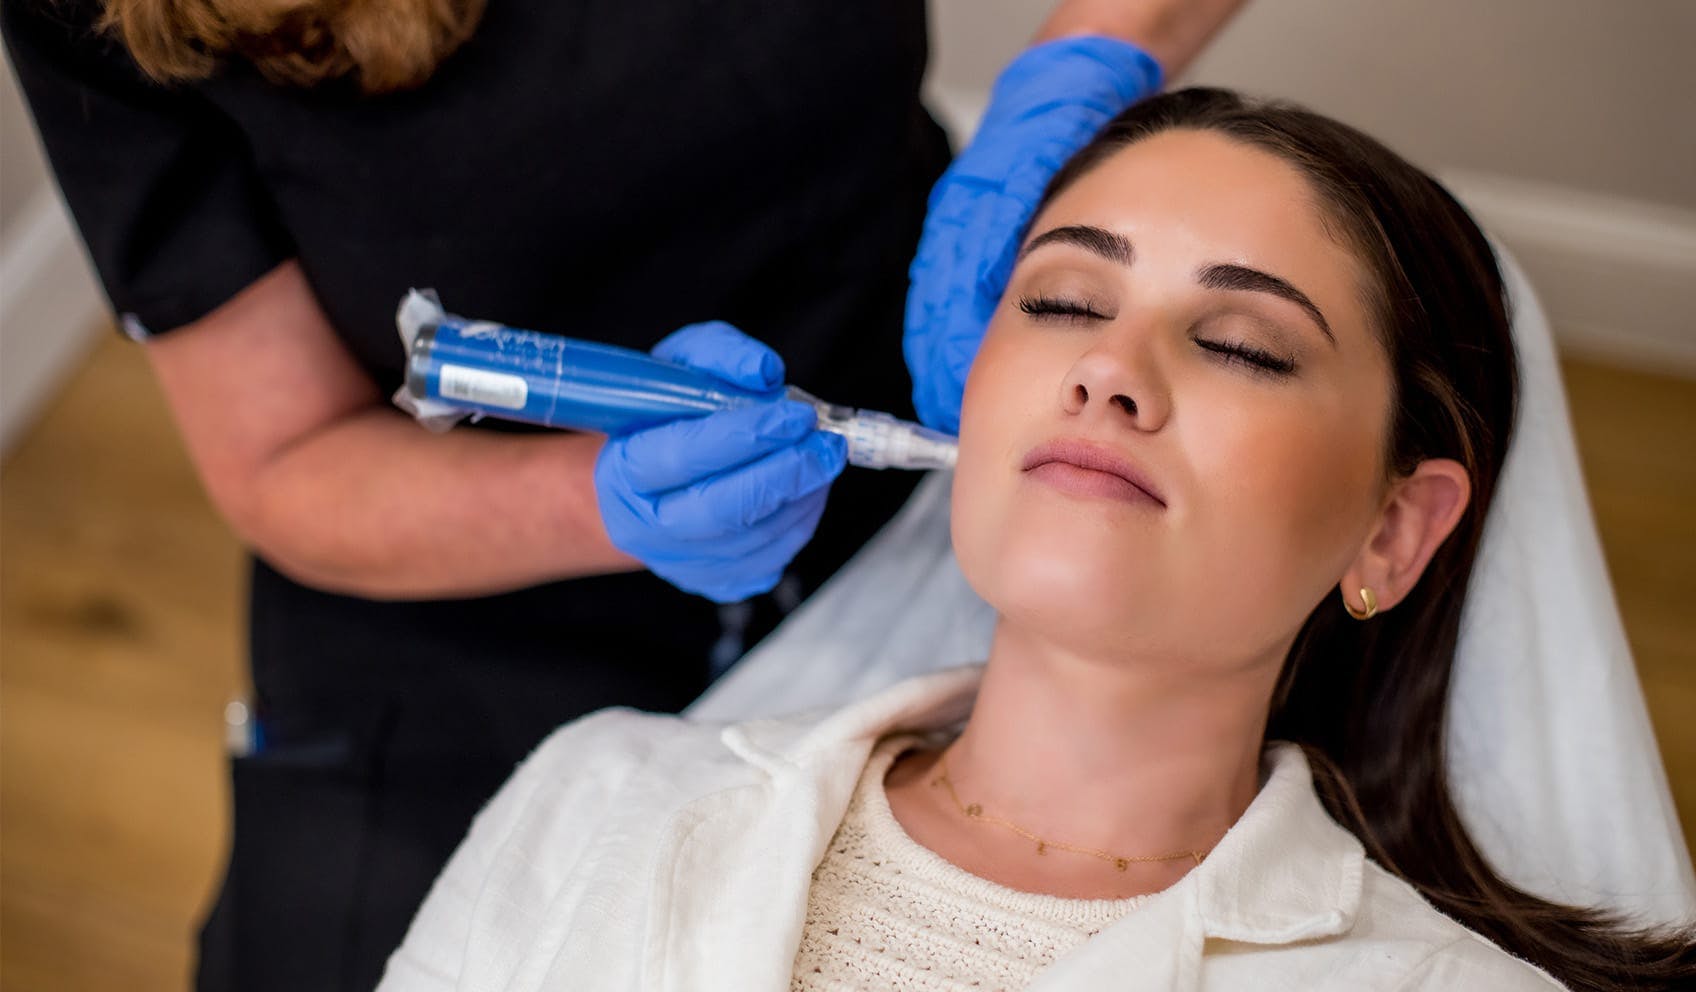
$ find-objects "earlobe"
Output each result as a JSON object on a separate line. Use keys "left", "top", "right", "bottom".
{"left": 1341, "top": 458, "right": 1472, "bottom": 615}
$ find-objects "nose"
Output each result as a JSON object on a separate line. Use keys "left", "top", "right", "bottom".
{"left": 1059, "top": 337, "right": 1170, "bottom": 431}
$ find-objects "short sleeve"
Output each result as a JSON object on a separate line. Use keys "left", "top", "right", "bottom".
{"left": 2, "top": 0, "right": 294, "bottom": 336}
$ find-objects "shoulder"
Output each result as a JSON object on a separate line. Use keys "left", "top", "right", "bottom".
{"left": 1355, "top": 862, "right": 1567, "bottom": 991}
{"left": 382, "top": 706, "right": 769, "bottom": 988}
{"left": 474, "top": 704, "right": 793, "bottom": 864}
{"left": 2, "top": 0, "right": 143, "bottom": 81}
{"left": 1398, "top": 932, "right": 1567, "bottom": 991}
{"left": 505, "top": 706, "right": 754, "bottom": 814}
{"left": 2, "top": 0, "right": 103, "bottom": 38}
{"left": 435, "top": 707, "right": 763, "bottom": 918}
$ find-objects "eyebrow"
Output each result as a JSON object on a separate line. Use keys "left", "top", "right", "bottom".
{"left": 1020, "top": 224, "right": 1134, "bottom": 266}
{"left": 1019, "top": 224, "right": 1336, "bottom": 345}
{"left": 1196, "top": 263, "right": 1334, "bottom": 344}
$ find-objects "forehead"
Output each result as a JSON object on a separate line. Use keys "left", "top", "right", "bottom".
{"left": 1030, "top": 129, "right": 1373, "bottom": 323}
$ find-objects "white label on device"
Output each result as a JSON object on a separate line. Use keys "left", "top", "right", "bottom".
{"left": 439, "top": 364, "right": 528, "bottom": 410}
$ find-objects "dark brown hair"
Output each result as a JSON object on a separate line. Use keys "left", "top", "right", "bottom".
{"left": 1040, "top": 87, "right": 1694, "bottom": 990}
{"left": 99, "top": 0, "right": 485, "bottom": 93}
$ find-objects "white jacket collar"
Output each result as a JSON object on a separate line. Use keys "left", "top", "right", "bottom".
{"left": 720, "top": 663, "right": 982, "bottom": 775}
{"left": 646, "top": 664, "right": 1366, "bottom": 991}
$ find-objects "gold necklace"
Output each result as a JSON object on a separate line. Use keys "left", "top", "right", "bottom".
{"left": 931, "top": 749, "right": 1211, "bottom": 872}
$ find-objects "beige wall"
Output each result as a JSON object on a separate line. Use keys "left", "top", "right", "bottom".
{"left": 2, "top": 55, "right": 52, "bottom": 229}
{"left": 2, "top": 48, "right": 109, "bottom": 456}
{"left": 929, "top": 0, "right": 1696, "bottom": 210}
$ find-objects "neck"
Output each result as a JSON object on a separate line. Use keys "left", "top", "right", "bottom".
{"left": 943, "top": 619, "right": 1283, "bottom": 863}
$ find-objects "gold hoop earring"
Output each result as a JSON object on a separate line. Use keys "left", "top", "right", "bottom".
{"left": 1343, "top": 586, "right": 1378, "bottom": 620}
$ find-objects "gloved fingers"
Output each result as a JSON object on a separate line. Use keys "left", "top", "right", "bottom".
{"left": 659, "top": 486, "right": 833, "bottom": 603}
{"left": 911, "top": 360, "right": 960, "bottom": 436}
{"left": 906, "top": 183, "right": 978, "bottom": 322}
{"left": 907, "top": 185, "right": 1026, "bottom": 433}
{"left": 651, "top": 320, "right": 785, "bottom": 392}
{"left": 662, "top": 486, "right": 827, "bottom": 562}
{"left": 940, "top": 185, "right": 1040, "bottom": 421}
{"left": 592, "top": 396, "right": 842, "bottom": 603}
{"left": 612, "top": 400, "right": 819, "bottom": 495}
{"left": 915, "top": 363, "right": 965, "bottom": 436}
{"left": 981, "top": 36, "right": 1163, "bottom": 127}
{"left": 594, "top": 475, "right": 821, "bottom": 593}
{"left": 649, "top": 431, "right": 846, "bottom": 539}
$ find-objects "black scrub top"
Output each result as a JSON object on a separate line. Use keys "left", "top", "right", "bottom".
{"left": 4, "top": 3, "right": 948, "bottom": 986}
{"left": 5, "top": 0, "right": 948, "bottom": 737}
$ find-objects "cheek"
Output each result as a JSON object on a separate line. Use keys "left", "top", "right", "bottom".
{"left": 950, "top": 324, "right": 1094, "bottom": 608}
{"left": 1179, "top": 377, "right": 1387, "bottom": 614}
{"left": 950, "top": 324, "right": 1026, "bottom": 599}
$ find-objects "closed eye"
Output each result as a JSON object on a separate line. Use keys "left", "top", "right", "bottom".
{"left": 1017, "top": 295, "right": 1111, "bottom": 322}
{"left": 1195, "top": 337, "right": 1297, "bottom": 376}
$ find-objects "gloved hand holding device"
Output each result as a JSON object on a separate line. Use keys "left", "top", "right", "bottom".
{"left": 593, "top": 321, "right": 848, "bottom": 603}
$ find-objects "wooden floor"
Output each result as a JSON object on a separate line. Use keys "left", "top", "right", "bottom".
{"left": 2, "top": 337, "right": 1693, "bottom": 990}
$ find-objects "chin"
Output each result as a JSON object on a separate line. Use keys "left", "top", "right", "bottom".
{"left": 998, "top": 591, "right": 1133, "bottom": 655}
{"left": 952, "top": 443, "right": 1171, "bottom": 651}
{"left": 956, "top": 515, "right": 1159, "bottom": 656}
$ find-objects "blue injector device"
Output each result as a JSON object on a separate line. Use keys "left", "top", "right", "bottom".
{"left": 393, "top": 290, "right": 958, "bottom": 472}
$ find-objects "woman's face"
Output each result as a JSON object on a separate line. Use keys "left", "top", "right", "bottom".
{"left": 952, "top": 128, "right": 1396, "bottom": 670}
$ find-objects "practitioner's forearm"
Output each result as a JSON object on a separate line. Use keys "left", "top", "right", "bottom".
{"left": 142, "top": 260, "right": 641, "bottom": 601}
{"left": 1037, "top": 0, "right": 1247, "bottom": 80}
{"left": 241, "top": 407, "right": 639, "bottom": 600}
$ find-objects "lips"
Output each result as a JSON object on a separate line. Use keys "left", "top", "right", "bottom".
{"left": 1021, "top": 438, "right": 1166, "bottom": 507}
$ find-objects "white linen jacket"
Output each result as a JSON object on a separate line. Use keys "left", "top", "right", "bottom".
{"left": 379, "top": 665, "right": 1563, "bottom": 991}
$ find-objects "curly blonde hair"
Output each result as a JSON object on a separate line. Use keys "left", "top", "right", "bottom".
{"left": 101, "top": 0, "right": 487, "bottom": 93}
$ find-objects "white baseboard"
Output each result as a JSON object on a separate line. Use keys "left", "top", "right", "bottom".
{"left": 1440, "top": 170, "right": 1696, "bottom": 378}
{"left": 0, "top": 189, "right": 108, "bottom": 459}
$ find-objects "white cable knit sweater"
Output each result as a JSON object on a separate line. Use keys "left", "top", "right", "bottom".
{"left": 791, "top": 736, "right": 1150, "bottom": 991}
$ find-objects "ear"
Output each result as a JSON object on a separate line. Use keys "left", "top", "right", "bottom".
{"left": 1340, "top": 458, "right": 1471, "bottom": 615}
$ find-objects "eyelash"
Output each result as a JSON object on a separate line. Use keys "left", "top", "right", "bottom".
{"left": 1015, "top": 294, "right": 1297, "bottom": 377}
{"left": 1194, "top": 337, "right": 1297, "bottom": 376}
{"left": 1017, "top": 294, "right": 1109, "bottom": 322}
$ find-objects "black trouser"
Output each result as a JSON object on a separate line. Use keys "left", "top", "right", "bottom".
{"left": 195, "top": 725, "right": 502, "bottom": 991}
{"left": 194, "top": 562, "right": 728, "bottom": 992}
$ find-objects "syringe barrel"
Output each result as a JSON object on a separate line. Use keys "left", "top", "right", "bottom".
{"left": 404, "top": 316, "right": 782, "bottom": 434}
{"left": 789, "top": 389, "right": 959, "bottom": 471}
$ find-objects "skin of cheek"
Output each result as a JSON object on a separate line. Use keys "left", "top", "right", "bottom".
{"left": 1165, "top": 366, "right": 1389, "bottom": 663}
{"left": 950, "top": 320, "right": 1041, "bottom": 625}
{"left": 951, "top": 308, "right": 1392, "bottom": 673}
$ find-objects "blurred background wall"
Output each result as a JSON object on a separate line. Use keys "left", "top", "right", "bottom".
{"left": 2, "top": 38, "right": 105, "bottom": 454}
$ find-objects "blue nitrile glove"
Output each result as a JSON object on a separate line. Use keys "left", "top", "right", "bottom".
{"left": 594, "top": 321, "right": 848, "bottom": 603}
{"left": 905, "top": 36, "right": 1163, "bottom": 433}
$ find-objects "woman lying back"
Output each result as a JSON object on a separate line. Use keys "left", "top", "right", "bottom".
{"left": 378, "top": 89, "right": 1696, "bottom": 991}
